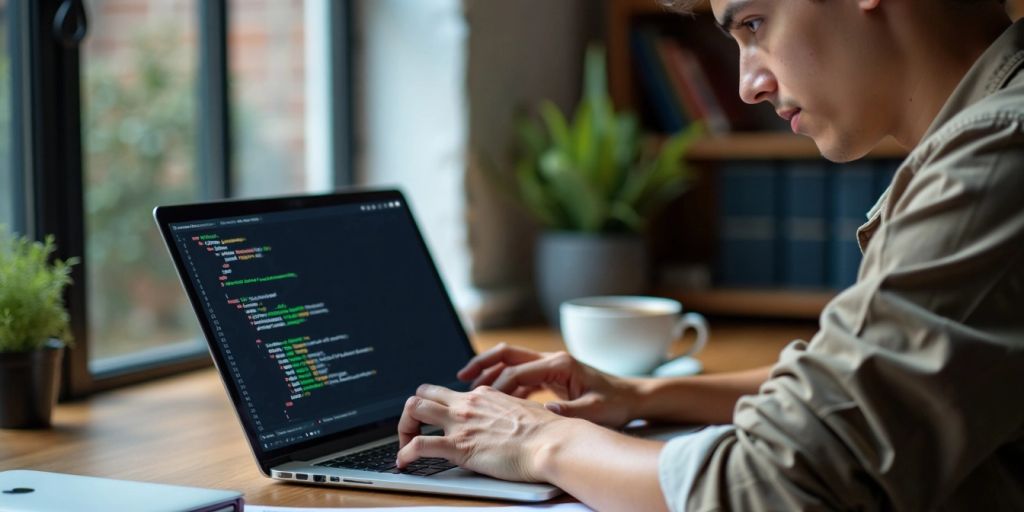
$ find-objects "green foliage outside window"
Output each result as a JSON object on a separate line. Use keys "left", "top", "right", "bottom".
{"left": 83, "top": 32, "right": 199, "bottom": 357}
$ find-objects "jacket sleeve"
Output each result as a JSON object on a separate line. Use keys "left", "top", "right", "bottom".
{"left": 681, "top": 119, "right": 1024, "bottom": 511}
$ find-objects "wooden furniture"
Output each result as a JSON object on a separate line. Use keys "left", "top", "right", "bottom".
{"left": 0, "top": 324, "right": 813, "bottom": 508}
{"left": 606, "top": 0, "right": 1024, "bottom": 320}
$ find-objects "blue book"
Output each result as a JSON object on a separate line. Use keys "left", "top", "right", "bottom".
{"left": 717, "top": 161, "right": 778, "bottom": 287}
{"left": 630, "top": 30, "right": 688, "bottom": 134}
{"left": 875, "top": 158, "right": 900, "bottom": 199}
{"left": 781, "top": 161, "right": 828, "bottom": 288}
{"left": 829, "top": 162, "right": 878, "bottom": 289}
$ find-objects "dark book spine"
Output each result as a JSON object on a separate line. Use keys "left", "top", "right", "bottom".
{"left": 717, "top": 161, "right": 779, "bottom": 287}
{"left": 781, "top": 160, "right": 828, "bottom": 289}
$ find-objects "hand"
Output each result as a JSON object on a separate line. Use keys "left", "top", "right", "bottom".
{"left": 396, "top": 384, "right": 578, "bottom": 482}
{"left": 457, "top": 343, "right": 640, "bottom": 428}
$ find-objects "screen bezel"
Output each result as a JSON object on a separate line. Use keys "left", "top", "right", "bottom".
{"left": 153, "top": 188, "right": 476, "bottom": 475}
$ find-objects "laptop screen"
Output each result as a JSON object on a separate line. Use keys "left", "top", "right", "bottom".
{"left": 165, "top": 195, "right": 473, "bottom": 453}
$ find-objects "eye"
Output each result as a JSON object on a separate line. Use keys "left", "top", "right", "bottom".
{"left": 742, "top": 18, "right": 763, "bottom": 34}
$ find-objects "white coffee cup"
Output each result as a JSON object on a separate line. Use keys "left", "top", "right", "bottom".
{"left": 559, "top": 296, "right": 709, "bottom": 377}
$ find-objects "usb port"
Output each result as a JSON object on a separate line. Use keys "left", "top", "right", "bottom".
{"left": 295, "top": 473, "right": 309, "bottom": 481}
{"left": 278, "top": 472, "right": 293, "bottom": 479}
{"left": 313, "top": 475, "right": 325, "bottom": 483}
{"left": 329, "top": 476, "right": 340, "bottom": 483}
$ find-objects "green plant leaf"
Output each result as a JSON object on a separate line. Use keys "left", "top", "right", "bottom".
{"left": 0, "top": 228, "right": 77, "bottom": 352}
{"left": 539, "top": 149, "right": 604, "bottom": 231}
{"left": 515, "top": 160, "right": 564, "bottom": 228}
{"left": 539, "top": 101, "right": 572, "bottom": 157}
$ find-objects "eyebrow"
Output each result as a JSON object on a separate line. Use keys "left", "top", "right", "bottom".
{"left": 717, "top": 0, "right": 756, "bottom": 34}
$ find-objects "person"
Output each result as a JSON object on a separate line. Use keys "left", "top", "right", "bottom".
{"left": 396, "top": 0, "right": 1024, "bottom": 509}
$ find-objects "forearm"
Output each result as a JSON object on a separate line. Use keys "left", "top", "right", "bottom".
{"left": 533, "top": 418, "right": 668, "bottom": 512}
{"left": 631, "top": 365, "right": 772, "bottom": 424}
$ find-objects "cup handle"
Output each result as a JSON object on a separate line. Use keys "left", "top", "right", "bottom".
{"left": 669, "top": 312, "right": 709, "bottom": 359}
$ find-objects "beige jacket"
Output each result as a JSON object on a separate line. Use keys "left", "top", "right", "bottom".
{"left": 675, "top": 19, "right": 1024, "bottom": 511}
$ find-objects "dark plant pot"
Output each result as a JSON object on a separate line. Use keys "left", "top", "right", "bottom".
{"left": 0, "top": 339, "right": 64, "bottom": 429}
{"left": 536, "top": 231, "right": 648, "bottom": 325}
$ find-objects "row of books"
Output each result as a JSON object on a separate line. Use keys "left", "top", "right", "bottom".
{"left": 630, "top": 29, "right": 731, "bottom": 135}
{"left": 716, "top": 159, "right": 901, "bottom": 291}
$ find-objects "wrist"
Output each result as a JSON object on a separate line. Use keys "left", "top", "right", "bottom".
{"left": 632, "top": 376, "right": 704, "bottom": 423}
{"left": 528, "top": 416, "right": 592, "bottom": 483}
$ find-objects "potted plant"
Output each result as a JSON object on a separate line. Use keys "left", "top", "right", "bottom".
{"left": 510, "top": 45, "right": 702, "bottom": 323}
{"left": 0, "top": 228, "right": 77, "bottom": 428}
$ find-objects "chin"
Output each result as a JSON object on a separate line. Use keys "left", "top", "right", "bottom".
{"left": 812, "top": 133, "right": 875, "bottom": 163}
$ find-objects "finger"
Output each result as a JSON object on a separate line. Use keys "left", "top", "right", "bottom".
{"left": 545, "top": 394, "right": 600, "bottom": 419}
{"left": 416, "top": 383, "right": 461, "bottom": 406}
{"left": 470, "top": 362, "right": 506, "bottom": 389}
{"left": 511, "top": 386, "right": 537, "bottom": 399}
{"left": 397, "top": 396, "right": 422, "bottom": 448}
{"left": 396, "top": 435, "right": 456, "bottom": 468}
{"left": 457, "top": 343, "right": 541, "bottom": 381}
{"left": 491, "top": 355, "right": 571, "bottom": 395}
{"left": 398, "top": 396, "right": 449, "bottom": 447}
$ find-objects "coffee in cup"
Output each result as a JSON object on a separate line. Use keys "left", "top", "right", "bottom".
{"left": 559, "top": 296, "right": 709, "bottom": 377}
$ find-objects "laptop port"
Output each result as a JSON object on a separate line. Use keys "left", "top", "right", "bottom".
{"left": 295, "top": 473, "right": 309, "bottom": 481}
{"left": 278, "top": 472, "right": 293, "bottom": 479}
{"left": 343, "top": 478, "right": 373, "bottom": 485}
{"left": 329, "top": 476, "right": 340, "bottom": 483}
{"left": 313, "top": 475, "right": 326, "bottom": 483}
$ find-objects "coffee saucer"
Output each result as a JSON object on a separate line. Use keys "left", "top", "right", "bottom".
{"left": 650, "top": 356, "right": 703, "bottom": 378}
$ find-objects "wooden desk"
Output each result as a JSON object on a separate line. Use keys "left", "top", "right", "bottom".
{"left": 0, "top": 324, "right": 814, "bottom": 507}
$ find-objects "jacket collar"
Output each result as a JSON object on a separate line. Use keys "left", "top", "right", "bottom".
{"left": 919, "top": 18, "right": 1024, "bottom": 143}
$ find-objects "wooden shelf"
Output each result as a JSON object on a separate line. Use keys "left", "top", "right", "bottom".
{"left": 658, "top": 288, "right": 835, "bottom": 319}
{"left": 687, "top": 132, "right": 907, "bottom": 160}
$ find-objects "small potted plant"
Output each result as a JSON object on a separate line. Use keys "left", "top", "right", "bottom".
{"left": 0, "top": 228, "right": 77, "bottom": 428}
{"left": 509, "top": 45, "right": 702, "bottom": 323}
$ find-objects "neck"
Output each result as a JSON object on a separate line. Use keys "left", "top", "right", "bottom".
{"left": 889, "top": 6, "right": 1012, "bottom": 148}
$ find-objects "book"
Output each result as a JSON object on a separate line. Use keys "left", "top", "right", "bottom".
{"left": 657, "top": 38, "right": 731, "bottom": 135}
{"left": 630, "top": 29, "right": 688, "bottom": 133}
{"left": 829, "top": 162, "right": 878, "bottom": 289}
{"left": 780, "top": 160, "right": 828, "bottom": 288}
{"left": 717, "top": 161, "right": 779, "bottom": 287}
{"left": 656, "top": 38, "right": 705, "bottom": 124}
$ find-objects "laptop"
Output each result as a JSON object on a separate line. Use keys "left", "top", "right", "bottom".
{"left": 0, "top": 470, "right": 243, "bottom": 512}
{"left": 153, "top": 189, "right": 561, "bottom": 502}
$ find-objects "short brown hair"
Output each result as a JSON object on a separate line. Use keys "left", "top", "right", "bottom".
{"left": 659, "top": 0, "right": 704, "bottom": 14}
{"left": 660, "top": 0, "right": 1003, "bottom": 14}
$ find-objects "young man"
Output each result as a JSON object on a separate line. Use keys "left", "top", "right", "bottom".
{"left": 395, "top": 0, "right": 1024, "bottom": 509}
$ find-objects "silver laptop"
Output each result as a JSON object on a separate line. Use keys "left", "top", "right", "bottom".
{"left": 154, "top": 189, "right": 560, "bottom": 502}
{"left": 0, "top": 470, "right": 243, "bottom": 512}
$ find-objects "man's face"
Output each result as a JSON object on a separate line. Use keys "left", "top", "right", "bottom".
{"left": 711, "top": 0, "right": 896, "bottom": 162}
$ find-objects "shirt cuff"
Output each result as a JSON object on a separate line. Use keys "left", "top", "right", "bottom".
{"left": 658, "top": 424, "right": 736, "bottom": 512}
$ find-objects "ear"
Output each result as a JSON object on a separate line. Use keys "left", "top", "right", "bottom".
{"left": 858, "top": 0, "right": 882, "bottom": 10}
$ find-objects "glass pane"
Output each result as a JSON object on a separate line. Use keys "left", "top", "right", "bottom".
{"left": 83, "top": 0, "right": 203, "bottom": 364}
{"left": 230, "top": 0, "right": 319, "bottom": 197}
{"left": 0, "top": 0, "right": 11, "bottom": 229}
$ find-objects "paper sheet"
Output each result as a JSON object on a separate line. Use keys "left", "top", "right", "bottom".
{"left": 245, "top": 503, "right": 592, "bottom": 512}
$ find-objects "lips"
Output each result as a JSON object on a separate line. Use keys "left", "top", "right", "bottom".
{"left": 777, "top": 108, "right": 802, "bottom": 134}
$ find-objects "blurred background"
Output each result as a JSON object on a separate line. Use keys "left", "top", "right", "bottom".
{"left": 1, "top": 0, "right": 1021, "bottom": 395}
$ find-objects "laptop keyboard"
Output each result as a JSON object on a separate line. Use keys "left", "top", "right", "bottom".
{"left": 316, "top": 441, "right": 456, "bottom": 476}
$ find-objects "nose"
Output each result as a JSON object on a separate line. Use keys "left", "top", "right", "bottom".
{"left": 738, "top": 50, "right": 777, "bottom": 105}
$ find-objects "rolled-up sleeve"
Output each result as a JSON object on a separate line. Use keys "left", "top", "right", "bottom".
{"left": 681, "top": 118, "right": 1024, "bottom": 511}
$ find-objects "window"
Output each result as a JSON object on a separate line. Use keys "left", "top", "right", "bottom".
{"left": 10, "top": 0, "right": 352, "bottom": 394}
{"left": 231, "top": 0, "right": 326, "bottom": 197}
{"left": 82, "top": 0, "right": 205, "bottom": 368}
{"left": 0, "top": 0, "right": 11, "bottom": 229}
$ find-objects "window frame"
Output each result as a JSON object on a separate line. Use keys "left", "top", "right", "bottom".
{"left": 10, "top": 0, "right": 355, "bottom": 398}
